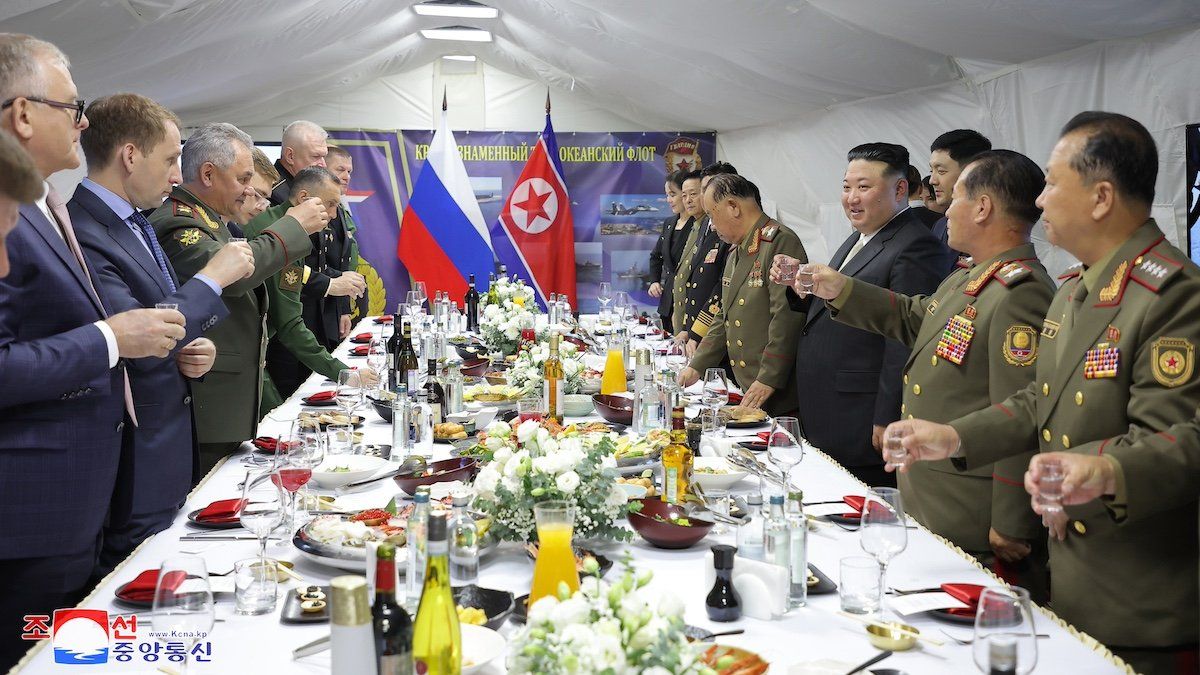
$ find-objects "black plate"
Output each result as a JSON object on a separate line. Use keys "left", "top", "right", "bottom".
{"left": 360, "top": 443, "right": 393, "bottom": 459}
{"left": 453, "top": 585, "right": 515, "bottom": 631}
{"left": 368, "top": 396, "right": 394, "bottom": 422}
{"left": 301, "top": 397, "right": 338, "bottom": 407}
{"left": 511, "top": 593, "right": 531, "bottom": 624}
{"left": 186, "top": 508, "right": 241, "bottom": 530}
{"left": 281, "top": 585, "right": 331, "bottom": 624}
{"left": 929, "top": 607, "right": 977, "bottom": 625}
{"left": 348, "top": 336, "right": 372, "bottom": 344}
{"left": 725, "top": 418, "right": 770, "bottom": 429}
{"left": 807, "top": 563, "right": 837, "bottom": 595}
{"left": 736, "top": 441, "right": 768, "bottom": 453}
{"left": 821, "top": 513, "right": 863, "bottom": 526}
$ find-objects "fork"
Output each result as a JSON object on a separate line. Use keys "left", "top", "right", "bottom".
{"left": 940, "top": 628, "right": 1050, "bottom": 644}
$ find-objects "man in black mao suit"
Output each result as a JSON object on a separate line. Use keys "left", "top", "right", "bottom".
{"left": 786, "top": 143, "right": 952, "bottom": 486}
{"left": 70, "top": 94, "right": 257, "bottom": 575}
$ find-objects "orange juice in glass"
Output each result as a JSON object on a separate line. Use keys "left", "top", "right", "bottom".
{"left": 529, "top": 501, "right": 580, "bottom": 605}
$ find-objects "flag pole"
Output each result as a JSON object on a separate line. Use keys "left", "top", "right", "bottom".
{"left": 442, "top": 86, "right": 448, "bottom": 112}
{"left": 545, "top": 88, "right": 551, "bottom": 115}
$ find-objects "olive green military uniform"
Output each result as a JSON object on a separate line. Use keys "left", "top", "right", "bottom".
{"left": 830, "top": 244, "right": 1054, "bottom": 561}
{"left": 151, "top": 186, "right": 311, "bottom": 467}
{"left": 947, "top": 220, "right": 1200, "bottom": 650}
{"left": 247, "top": 202, "right": 350, "bottom": 413}
{"left": 689, "top": 215, "right": 807, "bottom": 416}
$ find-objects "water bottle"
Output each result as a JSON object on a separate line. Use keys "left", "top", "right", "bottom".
{"left": 404, "top": 487, "right": 431, "bottom": 613}
{"left": 736, "top": 493, "right": 765, "bottom": 561}
{"left": 448, "top": 492, "right": 479, "bottom": 586}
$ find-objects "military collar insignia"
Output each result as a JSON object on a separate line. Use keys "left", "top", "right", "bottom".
{"left": 963, "top": 304, "right": 977, "bottom": 320}
{"left": 747, "top": 227, "right": 762, "bottom": 255}
{"left": 1041, "top": 319, "right": 1060, "bottom": 340}
{"left": 194, "top": 206, "right": 222, "bottom": 231}
{"left": 1151, "top": 337, "right": 1195, "bottom": 388}
{"left": 1096, "top": 260, "right": 1129, "bottom": 305}
{"left": 963, "top": 259, "right": 1006, "bottom": 296}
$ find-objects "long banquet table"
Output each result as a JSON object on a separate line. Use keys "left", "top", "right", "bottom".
{"left": 15, "top": 317, "right": 1130, "bottom": 674}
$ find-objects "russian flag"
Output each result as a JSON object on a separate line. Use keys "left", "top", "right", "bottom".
{"left": 397, "top": 111, "right": 494, "bottom": 302}
{"left": 489, "top": 112, "right": 577, "bottom": 310}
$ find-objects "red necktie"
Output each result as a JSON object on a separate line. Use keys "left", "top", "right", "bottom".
{"left": 45, "top": 185, "right": 139, "bottom": 427}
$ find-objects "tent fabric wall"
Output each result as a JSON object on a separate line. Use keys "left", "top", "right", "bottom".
{"left": 720, "top": 25, "right": 1200, "bottom": 276}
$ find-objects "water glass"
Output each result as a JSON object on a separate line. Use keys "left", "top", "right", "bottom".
{"left": 701, "top": 368, "right": 729, "bottom": 437}
{"left": 796, "top": 263, "right": 816, "bottom": 293}
{"left": 326, "top": 423, "right": 354, "bottom": 456}
{"left": 973, "top": 586, "right": 1039, "bottom": 674}
{"left": 336, "top": 369, "right": 364, "bottom": 417}
{"left": 1036, "top": 459, "right": 1065, "bottom": 513}
{"left": 839, "top": 556, "right": 881, "bottom": 615}
{"left": 705, "top": 487, "right": 731, "bottom": 534}
{"left": 152, "top": 556, "right": 214, "bottom": 675}
{"left": 234, "top": 558, "right": 278, "bottom": 615}
{"left": 239, "top": 470, "right": 284, "bottom": 562}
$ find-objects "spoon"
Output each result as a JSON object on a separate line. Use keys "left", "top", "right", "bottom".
{"left": 844, "top": 650, "right": 892, "bottom": 675}
{"left": 684, "top": 626, "right": 745, "bottom": 641}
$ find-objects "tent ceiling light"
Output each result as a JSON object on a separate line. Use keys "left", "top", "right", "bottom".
{"left": 420, "top": 26, "right": 493, "bottom": 42}
{"left": 442, "top": 54, "right": 478, "bottom": 62}
{"left": 414, "top": 1, "right": 499, "bottom": 19}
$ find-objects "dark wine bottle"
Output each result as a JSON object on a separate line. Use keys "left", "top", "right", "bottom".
{"left": 372, "top": 542, "right": 413, "bottom": 675}
{"left": 423, "top": 357, "right": 444, "bottom": 424}
{"left": 705, "top": 544, "right": 741, "bottom": 622}
{"left": 464, "top": 273, "right": 480, "bottom": 332}
{"left": 397, "top": 322, "right": 419, "bottom": 393}
{"left": 386, "top": 313, "right": 402, "bottom": 392}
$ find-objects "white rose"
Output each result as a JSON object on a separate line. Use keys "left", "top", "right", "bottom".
{"left": 550, "top": 596, "right": 591, "bottom": 626}
{"left": 564, "top": 360, "right": 583, "bottom": 377}
{"left": 556, "top": 470, "right": 581, "bottom": 493}
{"left": 517, "top": 419, "right": 540, "bottom": 443}
{"left": 605, "top": 486, "right": 626, "bottom": 506}
{"left": 474, "top": 465, "right": 500, "bottom": 495}
{"left": 539, "top": 437, "right": 559, "bottom": 456}
{"left": 483, "top": 304, "right": 501, "bottom": 319}
{"left": 484, "top": 436, "right": 507, "bottom": 452}
{"left": 527, "top": 595, "right": 558, "bottom": 625}
{"left": 629, "top": 616, "right": 667, "bottom": 650}
{"left": 486, "top": 420, "right": 510, "bottom": 436}
{"left": 535, "top": 427, "right": 552, "bottom": 448}
{"left": 492, "top": 445, "right": 513, "bottom": 463}
{"left": 505, "top": 326, "right": 520, "bottom": 340}
{"left": 532, "top": 455, "right": 556, "bottom": 476}
{"left": 657, "top": 592, "right": 685, "bottom": 619}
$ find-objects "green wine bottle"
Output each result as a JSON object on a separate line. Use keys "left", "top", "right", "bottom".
{"left": 411, "top": 513, "right": 461, "bottom": 674}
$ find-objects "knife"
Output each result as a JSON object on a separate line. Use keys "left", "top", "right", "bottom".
{"left": 335, "top": 469, "right": 402, "bottom": 493}
{"left": 179, "top": 534, "right": 264, "bottom": 541}
{"left": 293, "top": 635, "right": 330, "bottom": 659}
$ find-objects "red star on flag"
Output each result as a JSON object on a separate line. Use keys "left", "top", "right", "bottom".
{"left": 515, "top": 184, "right": 552, "bottom": 226}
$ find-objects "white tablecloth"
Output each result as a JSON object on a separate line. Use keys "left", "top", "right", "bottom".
{"left": 15, "top": 317, "right": 1127, "bottom": 674}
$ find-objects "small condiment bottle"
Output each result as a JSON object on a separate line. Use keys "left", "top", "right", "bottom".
{"left": 706, "top": 544, "right": 741, "bottom": 622}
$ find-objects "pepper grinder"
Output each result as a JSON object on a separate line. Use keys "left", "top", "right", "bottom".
{"left": 705, "top": 544, "right": 742, "bottom": 622}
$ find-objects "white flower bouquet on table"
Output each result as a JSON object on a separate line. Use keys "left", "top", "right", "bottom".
{"left": 479, "top": 275, "right": 540, "bottom": 355}
{"left": 472, "top": 419, "right": 632, "bottom": 543}
{"left": 508, "top": 565, "right": 713, "bottom": 675}
{"left": 506, "top": 340, "right": 586, "bottom": 396}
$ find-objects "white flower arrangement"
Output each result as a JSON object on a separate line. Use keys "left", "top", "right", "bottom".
{"left": 507, "top": 565, "right": 713, "bottom": 675}
{"left": 506, "top": 340, "right": 586, "bottom": 396}
{"left": 479, "top": 276, "right": 540, "bottom": 355}
{"left": 473, "top": 419, "right": 632, "bottom": 543}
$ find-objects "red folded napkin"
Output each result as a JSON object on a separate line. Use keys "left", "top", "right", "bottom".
{"left": 350, "top": 345, "right": 370, "bottom": 356}
{"left": 119, "top": 569, "right": 187, "bottom": 603}
{"left": 197, "top": 498, "right": 246, "bottom": 522}
{"left": 728, "top": 392, "right": 743, "bottom": 404}
{"left": 941, "top": 583, "right": 985, "bottom": 616}
{"left": 304, "top": 390, "right": 337, "bottom": 403}
{"left": 374, "top": 315, "right": 394, "bottom": 324}
{"left": 757, "top": 431, "right": 791, "bottom": 444}
{"left": 353, "top": 332, "right": 372, "bottom": 341}
{"left": 253, "top": 436, "right": 277, "bottom": 452}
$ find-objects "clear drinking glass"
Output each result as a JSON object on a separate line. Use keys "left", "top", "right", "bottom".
{"left": 326, "top": 423, "right": 354, "bottom": 456}
{"left": 972, "top": 586, "right": 1039, "bottom": 674}
{"left": 705, "top": 487, "right": 731, "bottom": 535}
{"left": 597, "top": 282, "right": 612, "bottom": 310}
{"left": 701, "top": 368, "right": 729, "bottom": 437}
{"left": 775, "top": 257, "right": 799, "bottom": 284}
{"left": 839, "top": 555, "right": 882, "bottom": 615}
{"left": 884, "top": 425, "right": 910, "bottom": 470}
{"left": 796, "top": 263, "right": 816, "bottom": 294}
{"left": 239, "top": 470, "right": 284, "bottom": 563}
{"left": 1036, "top": 460, "right": 1065, "bottom": 513}
{"left": 859, "top": 487, "right": 908, "bottom": 612}
{"left": 413, "top": 281, "right": 428, "bottom": 308}
{"left": 366, "top": 338, "right": 387, "bottom": 392}
{"left": 766, "top": 416, "right": 804, "bottom": 490}
{"left": 152, "top": 556, "right": 214, "bottom": 675}
{"left": 336, "top": 369, "right": 364, "bottom": 418}
{"left": 233, "top": 558, "right": 278, "bottom": 616}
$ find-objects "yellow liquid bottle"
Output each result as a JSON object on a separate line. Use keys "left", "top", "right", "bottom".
{"left": 544, "top": 335, "right": 564, "bottom": 422}
{"left": 529, "top": 522, "right": 580, "bottom": 605}
{"left": 601, "top": 349, "right": 627, "bottom": 395}
{"left": 412, "top": 514, "right": 461, "bottom": 675}
{"left": 660, "top": 404, "right": 692, "bottom": 505}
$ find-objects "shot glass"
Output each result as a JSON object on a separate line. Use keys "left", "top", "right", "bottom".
{"left": 1036, "top": 459, "right": 1065, "bottom": 513}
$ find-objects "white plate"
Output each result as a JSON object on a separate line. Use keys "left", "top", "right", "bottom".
{"left": 461, "top": 624, "right": 506, "bottom": 673}
{"left": 692, "top": 457, "right": 749, "bottom": 491}
{"left": 616, "top": 482, "right": 648, "bottom": 500}
{"left": 310, "top": 455, "right": 389, "bottom": 489}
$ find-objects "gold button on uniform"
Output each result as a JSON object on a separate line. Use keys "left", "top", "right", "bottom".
{"left": 931, "top": 356, "right": 937, "bottom": 367}
{"left": 738, "top": 360, "right": 746, "bottom": 367}
{"left": 738, "top": 298, "right": 745, "bottom": 306}
{"left": 1073, "top": 521, "right": 1087, "bottom": 535}
{"left": 900, "top": 403, "right": 906, "bottom": 414}
{"left": 904, "top": 374, "right": 909, "bottom": 385}
{"left": 734, "top": 320, "right": 741, "bottom": 327}
{"left": 1042, "top": 428, "right": 1051, "bottom": 442}
{"left": 1062, "top": 435, "right": 1070, "bottom": 448}
{"left": 912, "top": 384, "right": 921, "bottom": 395}
{"left": 1075, "top": 391, "right": 1084, "bottom": 406}
{"left": 736, "top": 339, "right": 743, "bottom": 347}
{"left": 1042, "top": 383, "right": 1049, "bottom": 396}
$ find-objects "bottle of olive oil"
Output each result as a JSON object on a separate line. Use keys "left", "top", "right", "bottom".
{"left": 543, "top": 334, "right": 564, "bottom": 422}
{"left": 660, "top": 400, "right": 692, "bottom": 505}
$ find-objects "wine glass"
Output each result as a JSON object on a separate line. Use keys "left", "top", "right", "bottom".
{"left": 273, "top": 432, "right": 321, "bottom": 533}
{"left": 663, "top": 339, "right": 688, "bottom": 377}
{"left": 973, "top": 586, "right": 1039, "bottom": 674}
{"left": 366, "top": 337, "right": 388, "bottom": 392}
{"left": 239, "top": 470, "right": 284, "bottom": 564}
{"left": 613, "top": 291, "right": 632, "bottom": 327}
{"left": 152, "top": 556, "right": 214, "bottom": 675}
{"left": 336, "top": 369, "right": 364, "bottom": 418}
{"left": 413, "top": 281, "right": 428, "bottom": 309}
{"left": 597, "top": 281, "right": 613, "bottom": 323}
{"left": 859, "top": 487, "right": 907, "bottom": 613}
{"left": 701, "top": 368, "right": 729, "bottom": 437}
{"left": 766, "top": 417, "right": 803, "bottom": 491}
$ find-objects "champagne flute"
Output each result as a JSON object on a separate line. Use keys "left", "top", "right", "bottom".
{"left": 973, "top": 586, "right": 1039, "bottom": 674}
{"left": 859, "top": 487, "right": 907, "bottom": 615}
{"left": 336, "top": 368, "right": 364, "bottom": 418}
{"left": 152, "top": 556, "right": 214, "bottom": 675}
{"left": 239, "top": 470, "right": 284, "bottom": 564}
{"left": 766, "top": 416, "right": 803, "bottom": 491}
{"left": 701, "top": 368, "right": 729, "bottom": 437}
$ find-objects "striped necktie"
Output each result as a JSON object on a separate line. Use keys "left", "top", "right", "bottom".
{"left": 130, "top": 210, "right": 177, "bottom": 293}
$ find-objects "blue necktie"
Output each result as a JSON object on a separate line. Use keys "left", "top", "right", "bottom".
{"left": 130, "top": 210, "right": 177, "bottom": 293}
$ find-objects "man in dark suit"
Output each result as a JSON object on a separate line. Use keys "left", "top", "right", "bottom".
{"left": 928, "top": 129, "right": 991, "bottom": 253}
{"left": 0, "top": 33, "right": 187, "bottom": 671}
{"left": 70, "top": 94, "right": 257, "bottom": 575}
{"left": 0, "top": 131, "right": 41, "bottom": 274}
{"left": 266, "top": 123, "right": 364, "bottom": 397}
{"left": 781, "top": 142, "right": 953, "bottom": 486}
{"left": 906, "top": 164, "right": 942, "bottom": 229}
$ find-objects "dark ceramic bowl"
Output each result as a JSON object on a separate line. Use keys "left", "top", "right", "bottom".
{"left": 452, "top": 584, "right": 515, "bottom": 631}
{"left": 393, "top": 457, "right": 478, "bottom": 495}
{"left": 460, "top": 358, "right": 490, "bottom": 378}
{"left": 627, "top": 499, "right": 713, "bottom": 549}
{"left": 591, "top": 394, "right": 633, "bottom": 426}
{"left": 368, "top": 395, "right": 394, "bottom": 422}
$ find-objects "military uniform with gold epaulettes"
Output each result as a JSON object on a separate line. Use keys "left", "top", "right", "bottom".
{"left": 829, "top": 243, "right": 1054, "bottom": 568}
{"left": 689, "top": 216, "right": 806, "bottom": 416}
{"left": 247, "top": 202, "right": 351, "bottom": 413}
{"left": 945, "top": 220, "right": 1200, "bottom": 649}
{"left": 672, "top": 216, "right": 732, "bottom": 343}
{"left": 150, "top": 186, "right": 312, "bottom": 448}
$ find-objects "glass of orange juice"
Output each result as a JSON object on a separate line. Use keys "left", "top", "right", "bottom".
{"left": 529, "top": 501, "right": 580, "bottom": 605}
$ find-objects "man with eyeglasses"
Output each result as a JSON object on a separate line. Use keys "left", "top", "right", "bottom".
{"left": 0, "top": 33, "right": 188, "bottom": 671}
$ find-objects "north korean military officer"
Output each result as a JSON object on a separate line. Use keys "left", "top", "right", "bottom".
{"left": 670, "top": 170, "right": 710, "bottom": 343}
{"left": 680, "top": 174, "right": 806, "bottom": 415}
{"left": 780, "top": 150, "right": 1054, "bottom": 597}
{"left": 885, "top": 112, "right": 1200, "bottom": 669}
{"left": 246, "top": 167, "right": 377, "bottom": 411}
{"left": 152, "top": 123, "right": 328, "bottom": 475}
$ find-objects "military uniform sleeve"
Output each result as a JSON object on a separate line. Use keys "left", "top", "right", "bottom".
{"left": 225, "top": 215, "right": 312, "bottom": 296}
{"left": 757, "top": 235, "right": 807, "bottom": 390}
{"left": 986, "top": 280, "right": 1055, "bottom": 540}
{"left": 268, "top": 262, "right": 349, "bottom": 381}
{"left": 948, "top": 382, "right": 1039, "bottom": 469}
{"left": 829, "top": 277, "right": 934, "bottom": 348}
{"left": 153, "top": 212, "right": 223, "bottom": 287}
